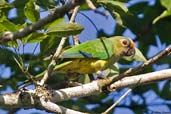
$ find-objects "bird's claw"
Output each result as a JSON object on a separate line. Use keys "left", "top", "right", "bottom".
{"left": 95, "top": 70, "right": 106, "bottom": 79}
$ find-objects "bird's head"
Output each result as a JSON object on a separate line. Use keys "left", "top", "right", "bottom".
{"left": 111, "top": 36, "right": 136, "bottom": 58}
{"left": 119, "top": 37, "right": 135, "bottom": 57}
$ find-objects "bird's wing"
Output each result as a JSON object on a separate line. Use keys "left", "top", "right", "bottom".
{"left": 61, "top": 38, "right": 114, "bottom": 60}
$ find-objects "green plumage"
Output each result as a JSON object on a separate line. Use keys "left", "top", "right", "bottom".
{"left": 22, "top": 36, "right": 148, "bottom": 86}
{"left": 61, "top": 38, "right": 114, "bottom": 59}
{"left": 20, "top": 35, "right": 148, "bottom": 88}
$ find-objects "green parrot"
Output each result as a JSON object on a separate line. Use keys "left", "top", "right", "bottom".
{"left": 55, "top": 36, "right": 135, "bottom": 75}
{"left": 23, "top": 36, "right": 142, "bottom": 85}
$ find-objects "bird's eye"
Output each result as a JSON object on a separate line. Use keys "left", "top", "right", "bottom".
{"left": 121, "top": 39, "right": 129, "bottom": 46}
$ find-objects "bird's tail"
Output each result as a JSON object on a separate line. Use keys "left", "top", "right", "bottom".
{"left": 18, "top": 61, "right": 73, "bottom": 88}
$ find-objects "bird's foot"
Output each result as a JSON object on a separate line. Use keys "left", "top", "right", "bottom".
{"left": 68, "top": 81, "right": 82, "bottom": 87}
{"left": 95, "top": 70, "right": 106, "bottom": 79}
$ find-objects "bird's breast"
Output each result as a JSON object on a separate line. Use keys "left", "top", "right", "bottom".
{"left": 57, "top": 57, "right": 117, "bottom": 74}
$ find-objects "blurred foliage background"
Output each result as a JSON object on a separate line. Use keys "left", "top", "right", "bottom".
{"left": 0, "top": 0, "right": 171, "bottom": 113}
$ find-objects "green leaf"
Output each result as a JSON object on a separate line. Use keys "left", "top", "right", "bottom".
{"left": 123, "top": 47, "right": 147, "bottom": 62}
{"left": 0, "top": 11, "right": 6, "bottom": 22}
{"left": 23, "top": 32, "right": 48, "bottom": 43}
{"left": 47, "top": 22, "right": 84, "bottom": 37}
{"left": 112, "top": 11, "right": 125, "bottom": 27}
{"left": 0, "top": 0, "right": 13, "bottom": 9}
{"left": 153, "top": 10, "right": 171, "bottom": 24}
{"left": 40, "top": 35, "right": 69, "bottom": 56}
{"left": 97, "top": 0, "right": 129, "bottom": 27}
{"left": 44, "top": 17, "right": 64, "bottom": 29}
{"left": 97, "top": 0, "right": 128, "bottom": 13}
{"left": 5, "top": 41, "right": 18, "bottom": 47}
{"left": 2, "top": 20, "right": 20, "bottom": 31}
{"left": 36, "top": 0, "right": 57, "bottom": 10}
{"left": 0, "top": 0, "right": 6, "bottom": 5}
{"left": 0, "top": 19, "right": 21, "bottom": 33}
{"left": 160, "top": 0, "right": 171, "bottom": 10}
{"left": 24, "top": 0, "right": 40, "bottom": 23}
{"left": 79, "top": 3, "right": 89, "bottom": 10}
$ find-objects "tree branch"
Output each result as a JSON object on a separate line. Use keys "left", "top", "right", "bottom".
{"left": 109, "top": 69, "right": 171, "bottom": 91}
{"left": 1, "top": 69, "right": 171, "bottom": 108}
{"left": 0, "top": 90, "right": 86, "bottom": 113}
{"left": 52, "top": 81, "right": 101, "bottom": 102}
{"left": 0, "top": 0, "right": 83, "bottom": 44}
{"left": 51, "top": 69, "right": 171, "bottom": 101}
{"left": 39, "top": 99, "right": 86, "bottom": 114}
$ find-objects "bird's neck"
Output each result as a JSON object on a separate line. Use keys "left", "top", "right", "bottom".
{"left": 108, "top": 55, "right": 119, "bottom": 67}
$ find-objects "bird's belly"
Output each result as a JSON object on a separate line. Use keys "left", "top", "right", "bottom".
{"left": 57, "top": 59, "right": 109, "bottom": 74}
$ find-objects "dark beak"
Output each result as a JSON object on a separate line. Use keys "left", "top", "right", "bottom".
{"left": 125, "top": 48, "right": 135, "bottom": 56}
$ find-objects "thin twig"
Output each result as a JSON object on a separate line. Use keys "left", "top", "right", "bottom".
{"left": 69, "top": 5, "right": 80, "bottom": 45}
{"left": 102, "top": 89, "right": 132, "bottom": 114}
{"left": 23, "top": 68, "right": 38, "bottom": 85}
{"left": 85, "top": 0, "right": 96, "bottom": 10}
{"left": 73, "top": 35, "right": 79, "bottom": 45}
{"left": 70, "top": 5, "right": 80, "bottom": 23}
{"left": 70, "top": 6, "right": 80, "bottom": 45}
{"left": 85, "top": 0, "right": 108, "bottom": 17}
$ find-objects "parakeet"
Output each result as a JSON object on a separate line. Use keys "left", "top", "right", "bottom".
{"left": 18, "top": 35, "right": 149, "bottom": 89}
{"left": 21, "top": 36, "right": 137, "bottom": 86}
{"left": 53, "top": 36, "right": 135, "bottom": 75}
